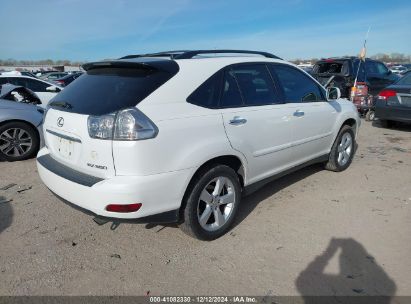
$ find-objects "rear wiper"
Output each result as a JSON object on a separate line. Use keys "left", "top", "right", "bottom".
{"left": 49, "top": 101, "right": 73, "bottom": 109}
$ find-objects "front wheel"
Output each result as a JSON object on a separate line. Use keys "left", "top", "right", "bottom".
{"left": 365, "top": 110, "right": 375, "bottom": 121}
{"left": 180, "top": 165, "right": 241, "bottom": 240}
{"left": 325, "top": 125, "right": 355, "bottom": 172}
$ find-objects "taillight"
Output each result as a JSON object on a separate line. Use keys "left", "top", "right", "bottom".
{"left": 114, "top": 108, "right": 158, "bottom": 141}
{"left": 106, "top": 203, "right": 142, "bottom": 213}
{"left": 87, "top": 113, "right": 116, "bottom": 139}
{"left": 378, "top": 90, "right": 396, "bottom": 101}
{"left": 87, "top": 108, "right": 157, "bottom": 141}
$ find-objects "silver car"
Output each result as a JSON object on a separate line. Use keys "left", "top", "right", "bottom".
{"left": 0, "top": 84, "right": 44, "bottom": 161}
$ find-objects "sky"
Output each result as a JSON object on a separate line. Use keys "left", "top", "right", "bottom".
{"left": 0, "top": 0, "right": 410, "bottom": 61}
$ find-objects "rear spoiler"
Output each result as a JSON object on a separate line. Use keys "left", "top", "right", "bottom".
{"left": 82, "top": 59, "right": 179, "bottom": 74}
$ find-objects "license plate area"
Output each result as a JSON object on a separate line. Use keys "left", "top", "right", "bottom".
{"left": 57, "top": 137, "right": 74, "bottom": 159}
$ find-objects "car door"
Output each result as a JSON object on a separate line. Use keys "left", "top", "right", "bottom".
{"left": 269, "top": 64, "right": 338, "bottom": 164}
{"left": 220, "top": 63, "right": 297, "bottom": 184}
{"left": 366, "top": 60, "right": 393, "bottom": 96}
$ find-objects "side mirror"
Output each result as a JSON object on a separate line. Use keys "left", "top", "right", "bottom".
{"left": 46, "top": 86, "right": 60, "bottom": 92}
{"left": 326, "top": 87, "right": 341, "bottom": 100}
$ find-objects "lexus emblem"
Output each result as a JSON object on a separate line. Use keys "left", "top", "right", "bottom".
{"left": 57, "top": 117, "right": 64, "bottom": 127}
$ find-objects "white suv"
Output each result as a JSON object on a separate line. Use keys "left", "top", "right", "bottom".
{"left": 37, "top": 50, "right": 360, "bottom": 240}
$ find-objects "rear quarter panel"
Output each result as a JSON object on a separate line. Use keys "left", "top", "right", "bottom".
{"left": 112, "top": 102, "right": 246, "bottom": 177}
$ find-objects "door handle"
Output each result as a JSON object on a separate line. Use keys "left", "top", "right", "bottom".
{"left": 229, "top": 116, "right": 247, "bottom": 125}
{"left": 293, "top": 110, "right": 305, "bottom": 117}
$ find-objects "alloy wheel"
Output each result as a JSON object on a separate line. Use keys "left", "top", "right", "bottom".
{"left": 197, "top": 176, "right": 236, "bottom": 232}
{"left": 337, "top": 132, "right": 353, "bottom": 166}
{"left": 0, "top": 128, "right": 33, "bottom": 157}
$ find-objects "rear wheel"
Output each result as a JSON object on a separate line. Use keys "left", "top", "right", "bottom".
{"left": 325, "top": 125, "right": 355, "bottom": 172}
{"left": 180, "top": 165, "right": 241, "bottom": 240}
{"left": 0, "top": 122, "right": 39, "bottom": 161}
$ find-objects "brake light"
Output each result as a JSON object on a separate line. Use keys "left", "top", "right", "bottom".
{"left": 88, "top": 108, "right": 158, "bottom": 141}
{"left": 378, "top": 90, "right": 396, "bottom": 101}
{"left": 105, "top": 203, "right": 142, "bottom": 213}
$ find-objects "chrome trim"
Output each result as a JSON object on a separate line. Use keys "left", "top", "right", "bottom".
{"left": 46, "top": 129, "right": 82, "bottom": 143}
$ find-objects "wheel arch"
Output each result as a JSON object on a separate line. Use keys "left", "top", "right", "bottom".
{"left": 179, "top": 154, "right": 246, "bottom": 220}
{"left": 0, "top": 119, "right": 40, "bottom": 141}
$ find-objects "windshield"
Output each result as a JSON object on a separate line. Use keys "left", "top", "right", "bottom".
{"left": 49, "top": 67, "right": 177, "bottom": 115}
{"left": 396, "top": 72, "right": 411, "bottom": 85}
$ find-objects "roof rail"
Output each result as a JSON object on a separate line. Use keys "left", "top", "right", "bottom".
{"left": 119, "top": 50, "right": 282, "bottom": 60}
{"left": 174, "top": 50, "right": 281, "bottom": 59}
{"left": 120, "top": 51, "right": 189, "bottom": 60}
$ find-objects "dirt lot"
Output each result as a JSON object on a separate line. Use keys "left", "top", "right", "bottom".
{"left": 0, "top": 120, "right": 410, "bottom": 298}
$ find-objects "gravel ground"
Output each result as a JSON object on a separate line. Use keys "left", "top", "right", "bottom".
{"left": 0, "top": 120, "right": 410, "bottom": 297}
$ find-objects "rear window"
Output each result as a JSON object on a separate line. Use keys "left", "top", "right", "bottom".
{"left": 49, "top": 67, "right": 176, "bottom": 115}
{"left": 313, "top": 61, "right": 349, "bottom": 75}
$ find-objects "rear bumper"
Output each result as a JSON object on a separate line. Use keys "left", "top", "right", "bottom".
{"left": 375, "top": 100, "right": 411, "bottom": 123}
{"left": 36, "top": 147, "right": 194, "bottom": 221}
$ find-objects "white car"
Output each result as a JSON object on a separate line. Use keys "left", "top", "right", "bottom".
{"left": 36, "top": 50, "right": 360, "bottom": 240}
{"left": 390, "top": 65, "right": 407, "bottom": 75}
{"left": 0, "top": 75, "right": 62, "bottom": 107}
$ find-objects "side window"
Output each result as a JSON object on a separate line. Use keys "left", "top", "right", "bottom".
{"left": 220, "top": 69, "right": 243, "bottom": 108}
{"left": 353, "top": 60, "right": 366, "bottom": 81}
{"left": 376, "top": 62, "right": 389, "bottom": 75}
{"left": 12, "top": 78, "right": 49, "bottom": 92}
{"left": 365, "top": 61, "right": 379, "bottom": 75}
{"left": 231, "top": 64, "right": 278, "bottom": 106}
{"left": 0, "top": 78, "right": 8, "bottom": 85}
{"left": 270, "top": 64, "right": 325, "bottom": 103}
{"left": 187, "top": 71, "right": 222, "bottom": 108}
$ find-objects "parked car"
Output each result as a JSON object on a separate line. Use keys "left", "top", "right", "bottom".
{"left": 1, "top": 70, "right": 38, "bottom": 78}
{"left": 401, "top": 64, "right": 411, "bottom": 74}
{"left": 390, "top": 65, "right": 407, "bottom": 75}
{"left": 53, "top": 72, "right": 83, "bottom": 87}
{"left": 0, "top": 84, "right": 44, "bottom": 161}
{"left": 0, "top": 75, "right": 62, "bottom": 107}
{"left": 375, "top": 70, "right": 411, "bottom": 127}
{"left": 35, "top": 70, "right": 59, "bottom": 78}
{"left": 36, "top": 50, "right": 360, "bottom": 240}
{"left": 312, "top": 57, "right": 399, "bottom": 98}
{"left": 40, "top": 72, "right": 68, "bottom": 81}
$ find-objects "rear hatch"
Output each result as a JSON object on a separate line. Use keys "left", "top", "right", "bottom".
{"left": 43, "top": 59, "right": 179, "bottom": 178}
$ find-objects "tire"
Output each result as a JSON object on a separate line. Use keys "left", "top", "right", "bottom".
{"left": 180, "top": 165, "right": 241, "bottom": 240}
{"left": 0, "top": 121, "right": 39, "bottom": 161}
{"left": 325, "top": 125, "right": 355, "bottom": 172}
{"left": 380, "top": 120, "right": 392, "bottom": 128}
{"left": 365, "top": 110, "right": 375, "bottom": 121}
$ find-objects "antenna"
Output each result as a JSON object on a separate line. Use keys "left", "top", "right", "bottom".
{"left": 353, "top": 27, "right": 371, "bottom": 89}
